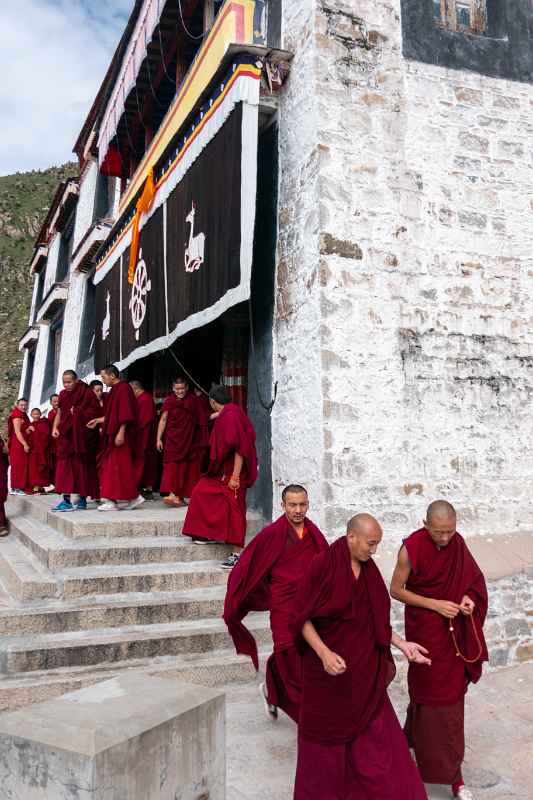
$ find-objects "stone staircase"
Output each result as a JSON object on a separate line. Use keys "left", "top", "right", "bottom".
{"left": 0, "top": 495, "right": 270, "bottom": 711}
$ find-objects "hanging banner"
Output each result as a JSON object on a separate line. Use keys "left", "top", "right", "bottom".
{"left": 94, "top": 58, "right": 260, "bottom": 373}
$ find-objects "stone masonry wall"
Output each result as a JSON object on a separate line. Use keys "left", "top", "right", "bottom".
{"left": 311, "top": 0, "right": 533, "bottom": 543}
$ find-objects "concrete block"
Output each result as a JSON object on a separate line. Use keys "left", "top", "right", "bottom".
{"left": 0, "top": 673, "right": 225, "bottom": 799}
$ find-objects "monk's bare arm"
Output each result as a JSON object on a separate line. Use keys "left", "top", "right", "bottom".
{"left": 156, "top": 411, "right": 168, "bottom": 451}
{"left": 52, "top": 408, "right": 61, "bottom": 438}
{"left": 228, "top": 452, "right": 243, "bottom": 491}
{"left": 390, "top": 545, "right": 461, "bottom": 619}
{"left": 301, "top": 620, "right": 347, "bottom": 676}
{"left": 86, "top": 416, "right": 104, "bottom": 429}
{"left": 13, "top": 418, "right": 29, "bottom": 451}
{"left": 115, "top": 423, "right": 127, "bottom": 447}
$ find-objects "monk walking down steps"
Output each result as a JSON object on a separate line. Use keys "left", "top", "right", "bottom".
{"left": 182, "top": 384, "right": 257, "bottom": 569}
{"left": 224, "top": 485, "right": 328, "bottom": 723}
{"left": 390, "top": 500, "right": 488, "bottom": 800}
{"left": 157, "top": 377, "right": 200, "bottom": 508}
{"left": 292, "top": 514, "right": 430, "bottom": 800}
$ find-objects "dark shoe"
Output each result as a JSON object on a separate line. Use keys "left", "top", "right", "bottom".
{"left": 259, "top": 682, "right": 278, "bottom": 721}
{"left": 220, "top": 553, "right": 240, "bottom": 570}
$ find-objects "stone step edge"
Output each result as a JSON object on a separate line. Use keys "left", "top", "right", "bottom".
{"left": 0, "top": 613, "right": 270, "bottom": 652}
{"left": 0, "top": 585, "right": 228, "bottom": 619}
{"left": 0, "top": 538, "right": 59, "bottom": 601}
{"left": 57, "top": 558, "right": 230, "bottom": 579}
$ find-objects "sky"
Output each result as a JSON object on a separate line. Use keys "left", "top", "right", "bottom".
{"left": 0, "top": 0, "right": 133, "bottom": 176}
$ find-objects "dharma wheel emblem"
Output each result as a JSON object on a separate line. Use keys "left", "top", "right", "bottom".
{"left": 129, "top": 248, "right": 151, "bottom": 341}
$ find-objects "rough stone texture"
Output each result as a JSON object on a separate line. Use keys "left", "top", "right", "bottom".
{"left": 0, "top": 674, "right": 225, "bottom": 800}
{"left": 272, "top": 0, "right": 533, "bottom": 544}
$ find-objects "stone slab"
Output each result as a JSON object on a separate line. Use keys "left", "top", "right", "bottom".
{"left": 0, "top": 673, "right": 225, "bottom": 799}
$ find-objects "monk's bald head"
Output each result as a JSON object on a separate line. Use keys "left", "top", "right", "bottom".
{"left": 346, "top": 514, "right": 383, "bottom": 563}
{"left": 424, "top": 500, "right": 457, "bottom": 548}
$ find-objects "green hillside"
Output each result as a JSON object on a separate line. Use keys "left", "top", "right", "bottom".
{"left": 0, "top": 162, "right": 78, "bottom": 431}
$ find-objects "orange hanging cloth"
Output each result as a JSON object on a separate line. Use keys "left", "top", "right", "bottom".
{"left": 128, "top": 168, "right": 156, "bottom": 284}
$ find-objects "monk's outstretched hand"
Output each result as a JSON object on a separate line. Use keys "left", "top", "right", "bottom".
{"left": 400, "top": 641, "right": 432, "bottom": 666}
{"left": 320, "top": 648, "right": 347, "bottom": 676}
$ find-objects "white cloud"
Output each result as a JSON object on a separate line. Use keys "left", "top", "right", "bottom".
{"left": 0, "top": 0, "right": 132, "bottom": 175}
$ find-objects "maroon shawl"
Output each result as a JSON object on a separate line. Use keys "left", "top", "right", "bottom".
{"left": 28, "top": 418, "right": 51, "bottom": 471}
{"left": 223, "top": 515, "right": 328, "bottom": 669}
{"left": 208, "top": 403, "right": 257, "bottom": 487}
{"left": 57, "top": 381, "right": 101, "bottom": 457}
{"left": 404, "top": 528, "right": 488, "bottom": 706}
{"left": 161, "top": 392, "right": 198, "bottom": 463}
{"left": 102, "top": 381, "right": 138, "bottom": 448}
{"left": 292, "top": 536, "right": 394, "bottom": 745}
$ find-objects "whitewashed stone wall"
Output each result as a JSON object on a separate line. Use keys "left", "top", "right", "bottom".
{"left": 43, "top": 234, "right": 60, "bottom": 295}
{"left": 72, "top": 159, "right": 98, "bottom": 251}
{"left": 273, "top": 0, "right": 533, "bottom": 544}
{"left": 57, "top": 270, "right": 89, "bottom": 381}
{"left": 272, "top": 0, "right": 324, "bottom": 507}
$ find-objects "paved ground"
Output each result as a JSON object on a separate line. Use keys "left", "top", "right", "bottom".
{"left": 225, "top": 661, "right": 533, "bottom": 800}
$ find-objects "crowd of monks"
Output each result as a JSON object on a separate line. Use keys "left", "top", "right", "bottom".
{"left": 1, "top": 367, "right": 489, "bottom": 799}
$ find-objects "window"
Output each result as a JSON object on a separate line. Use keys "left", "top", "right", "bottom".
{"left": 434, "top": 0, "right": 487, "bottom": 34}
{"left": 56, "top": 212, "right": 75, "bottom": 282}
{"left": 41, "top": 313, "right": 63, "bottom": 402}
{"left": 23, "top": 347, "right": 36, "bottom": 402}
{"left": 77, "top": 277, "right": 96, "bottom": 374}
{"left": 93, "top": 174, "right": 114, "bottom": 222}
{"left": 33, "top": 270, "right": 45, "bottom": 320}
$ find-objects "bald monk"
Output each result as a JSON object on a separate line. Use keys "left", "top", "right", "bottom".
{"left": 52, "top": 370, "right": 101, "bottom": 512}
{"left": 157, "top": 377, "right": 200, "bottom": 508}
{"left": 89, "top": 364, "right": 144, "bottom": 512}
{"left": 130, "top": 380, "right": 158, "bottom": 498}
{"left": 46, "top": 393, "right": 60, "bottom": 489}
{"left": 0, "top": 435, "right": 9, "bottom": 535}
{"left": 7, "top": 398, "right": 30, "bottom": 495}
{"left": 182, "top": 384, "right": 257, "bottom": 569}
{"left": 224, "top": 485, "right": 328, "bottom": 722}
{"left": 292, "top": 514, "right": 430, "bottom": 800}
{"left": 390, "top": 501, "right": 488, "bottom": 800}
{"left": 26, "top": 408, "right": 51, "bottom": 492}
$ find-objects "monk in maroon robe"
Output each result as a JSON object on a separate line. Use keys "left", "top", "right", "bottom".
{"left": 26, "top": 409, "right": 51, "bottom": 492}
{"left": 130, "top": 380, "right": 158, "bottom": 496}
{"left": 157, "top": 377, "right": 200, "bottom": 507}
{"left": 182, "top": 385, "right": 257, "bottom": 560}
{"left": 46, "top": 393, "right": 59, "bottom": 489}
{"left": 292, "top": 514, "right": 430, "bottom": 800}
{"left": 390, "top": 500, "right": 488, "bottom": 800}
{"left": 7, "top": 398, "right": 30, "bottom": 494}
{"left": 224, "top": 485, "right": 328, "bottom": 721}
{"left": 52, "top": 371, "right": 101, "bottom": 512}
{"left": 0, "top": 436, "right": 9, "bottom": 534}
{"left": 90, "top": 364, "right": 143, "bottom": 511}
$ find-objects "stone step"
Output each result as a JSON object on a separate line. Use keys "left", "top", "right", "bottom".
{"left": 57, "top": 560, "right": 229, "bottom": 598}
{"left": 0, "top": 646, "right": 271, "bottom": 712}
{"left": 10, "top": 515, "right": 232, "bottom": 569}
{"left": 0, "top": 538, "right": 59, "bottom": 602}
{"left": 0, "top": 586, "right": 227, "bottom": 635}
{"left": 0, "top": 615, "right": 271, "bottom": 673}
{"left": 8, "top": 494, "right": 264, "bottom": 540}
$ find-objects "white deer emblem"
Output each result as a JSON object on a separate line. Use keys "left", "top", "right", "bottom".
{"left": 184, "top": 202, "right": 205, "bottom": 272}
{"left": 101, "top": 290, "right": 111, "bottom": 341}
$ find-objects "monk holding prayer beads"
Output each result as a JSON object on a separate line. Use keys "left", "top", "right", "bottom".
{"left": 390, "top": 500, "right": 488, "bottom": 800}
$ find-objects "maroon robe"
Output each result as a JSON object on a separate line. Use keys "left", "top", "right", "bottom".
{"left": 159, "top": 392, "right": 200, "bottom": 497}
{"left": 182, "top": 403, "right": 257, "bottom": 546}
{"left": 47, "top": 408, "right": 58, "bottom": 484}
{"left": 0, "top": 437, "right": 8, "bottom": 527}
{"left": 100, "top": 381, "right": 138, "bottom": 501}
{"left": 55, "top": 382, "right": 101, "bottom": 497}
{"left": 7, "top": 408, "right": 30, "bottom": 491}
{"left": 191, "top": 393, "right": 211, "bottom": 471}
{"left": 27, "top": 418, "right": 51, "bottom": 488}
{"left": 403, "top": 528, "right": 488, "bottom": 785}
{"left": 291, "top": 537, "right": 426, "bottom": 800}
{"left": 132, "top": 391, "right": 158, "bottom": 490}
{"left": 224, "top": 515, "right": 328, "bottom": 721}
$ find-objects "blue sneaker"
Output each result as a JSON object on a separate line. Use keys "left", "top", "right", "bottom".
{"left": 75, "top": 498, "right": 87, "bottom": 511}
{"left": 52, "top": 500, "right": 74, "bottom": 513}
